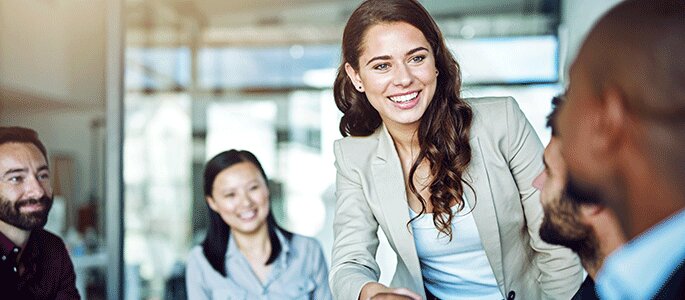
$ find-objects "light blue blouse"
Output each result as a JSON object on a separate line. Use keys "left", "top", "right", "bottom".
{"left": 185, "top": 229, "right": 332, "bottom": 300}
{"left": 410, "top": 201, "right": 503, "bottom": 300}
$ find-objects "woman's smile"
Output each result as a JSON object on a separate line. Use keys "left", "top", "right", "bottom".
{"left": 237, "top": 209, "right": 258, "bottom": 221}
{"left": 388, "top": 90, "right": 421, "bottom": 109}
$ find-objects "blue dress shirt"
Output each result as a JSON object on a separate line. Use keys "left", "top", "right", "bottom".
{"left": 596, "top": 208, "right": 685, "bottom": 299}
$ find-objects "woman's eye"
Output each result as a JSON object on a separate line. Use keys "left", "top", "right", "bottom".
{"left": 249, "top": 185, "right": 259, "bottom": 191}
{"left": 8, "top": 176, "right": 23, "bottom": 183}
{"left": 225, "top": 193, "right": 235, "bottom": 198}
{"left": 38, "top": 173, "right": 50, "bottom": 180}
{"left": 373, "top": 63, "right": 389, "bottom": 71}
{"left": 411, "top": 55, "right": 425, "bottom": 63}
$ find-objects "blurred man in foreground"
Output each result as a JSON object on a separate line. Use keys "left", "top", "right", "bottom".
{"left": 557, "top": 0, "right": 685, "bottom": 298}
{"left": 534, "top": 96, "right": 626, "bottom": 299}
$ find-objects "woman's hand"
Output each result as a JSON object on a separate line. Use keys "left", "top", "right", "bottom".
{"left": 370, "top": 290, "right": 422, "bottom": 300}
{"left": 361, "top": 282, "right": 422, "bottom": 300}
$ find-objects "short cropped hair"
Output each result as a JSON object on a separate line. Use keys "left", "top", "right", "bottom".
{"left": 0, "top": 127, "right": 48, "bottom": 160}
{"left": 546, "top": 96, "right": 563, "bottom": 137}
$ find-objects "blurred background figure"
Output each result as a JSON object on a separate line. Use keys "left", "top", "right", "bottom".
{"left": 185, "top": 149, "right": 330, "bottom": 299}
{"left": 557, "top": 0, "right": 685, "bottom": 298}
{"left": 0, "top": 127, "right": 80, "bottom": 299}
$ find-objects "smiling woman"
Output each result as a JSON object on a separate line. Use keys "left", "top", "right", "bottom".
{"left": 330, "top": 0, "right": 583, "bottom": 299}
{"left": 185, "top": 149, "right": 332, "bottom": 299}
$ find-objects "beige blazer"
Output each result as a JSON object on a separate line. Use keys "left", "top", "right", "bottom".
{"left": 329, "top": 97, "right": 583, "bottom": 300}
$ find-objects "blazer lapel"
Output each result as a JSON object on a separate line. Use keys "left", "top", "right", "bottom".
{"left": 370, "top": 125, "right": 423, "bottom": 284}
{"left": 465, "top": 137, "right": 505, "bottom": 291}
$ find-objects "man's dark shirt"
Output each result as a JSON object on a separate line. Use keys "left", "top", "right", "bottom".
{"left": 0, "top": 229, "right": 80, "bottom": 299}
{"left": 653, "top": 259, "right": 685, "bottom": 299}
{"left": 572, "top": 275, "right": 599, "bottom": 300}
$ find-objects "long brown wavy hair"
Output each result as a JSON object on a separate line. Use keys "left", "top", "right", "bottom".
{"left": 334, "top": 0, "right": 474, "bottom": 239}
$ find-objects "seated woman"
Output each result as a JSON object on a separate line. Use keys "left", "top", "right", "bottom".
{"left": 186, "top": 149, "right": 331, "bottom": 299}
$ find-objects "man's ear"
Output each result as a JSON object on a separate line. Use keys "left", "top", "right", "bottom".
{"left": 579, "top": 203, "right": 605, "bottom": 227}
{"left": 597, "top": 86, "right": 629, "bottom": 154}
{"left": 580, "top": 203, "right": 603, "bottom": 217}
{"left": 345, "top": 62, "right": 364, "bottom": 92}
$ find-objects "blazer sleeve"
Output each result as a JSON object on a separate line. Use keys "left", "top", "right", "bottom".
{"left": 329, "top": 140, "right": 381, "bottom": 300}
{"left": 504, "top": 97, "right": 583, "bottom": 298}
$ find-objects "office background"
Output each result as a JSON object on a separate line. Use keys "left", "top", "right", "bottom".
{"left": 0, "top": 0, "right": 621, "bottom": 299}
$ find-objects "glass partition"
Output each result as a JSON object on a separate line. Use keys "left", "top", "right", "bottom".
{"left": 124, "top": 93, "right": 192, "bottom": 298}
{"left": 123, "top": 44, "right": 342, "bottom": 298}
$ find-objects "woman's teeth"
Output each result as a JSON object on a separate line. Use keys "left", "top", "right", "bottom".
{"left": 389, "top": 92, "right": 418, "bottom": 103}
{"left": 239, "top": 210, "right": 256, "bottom": 219}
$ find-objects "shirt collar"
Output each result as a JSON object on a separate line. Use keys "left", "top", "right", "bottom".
{"left": 226, "top": 227, "right": 292, "bottom": 269}
{"left": 277, "top": 229, "right": 291, "bottom": 269}
{"left": 596, "top": 208, "right": 685, "bottom": 299}
{"left": 0, "top": 231, "right": 20, "bottom": 256}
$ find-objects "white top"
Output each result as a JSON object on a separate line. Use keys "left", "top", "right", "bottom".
{"left": 410, "top": 200, "right": 503, "bottom": 300}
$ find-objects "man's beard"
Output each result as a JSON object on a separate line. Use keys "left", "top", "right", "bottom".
{"left": 0, "top": 195, "right": 53, "bottom": 231}
{"left": 564, "top": 174, "right": 605, "bottom": 206}
{"left": 539, "top": 179, "right": 600, "bottom": 264}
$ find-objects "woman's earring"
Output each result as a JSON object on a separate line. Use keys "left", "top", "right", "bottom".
{"left": 357, "top": 86, "right": 364, "bottom": 92}
{"left": 435, "top": 70, "right": 439, "bottom": 76}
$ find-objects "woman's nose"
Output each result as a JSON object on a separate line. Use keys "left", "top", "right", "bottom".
{"left": 236, "top": 191, "right": 254, "bottom": 207}
{"left": 392, "top": 64, "right": 413, "bottom": 87}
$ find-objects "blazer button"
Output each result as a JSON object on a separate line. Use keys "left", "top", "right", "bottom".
{"left": 507, "top": 291, "right": 515, "bottom": 300}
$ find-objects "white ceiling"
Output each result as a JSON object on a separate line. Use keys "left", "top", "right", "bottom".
{"left": 126, "top": 0, "right": 551, "bottom": 46}
{"left": 189, "top": 0, "right": 543, "bottom": 26}
{"left": 130, "top": 1, "right": 549, "bottom": 27}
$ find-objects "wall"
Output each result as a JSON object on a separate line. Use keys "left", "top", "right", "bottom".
{"left": 0, "top": 0, "right": 106, "bottom": 105}
{"left": 0, "top": 0, "right": 107, "bottom": 235}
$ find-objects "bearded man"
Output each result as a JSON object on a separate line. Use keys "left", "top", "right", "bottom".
{"left": 556, "top": 0, "right": 685, "bottom": 298}
{"left": 534, "top": 96, "right": 626, "bottom": 299}
{"left": 0, "top": 127, "right": 79, "bottom": 299}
